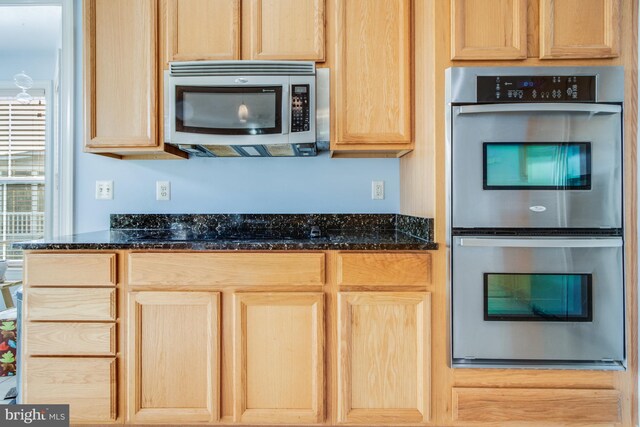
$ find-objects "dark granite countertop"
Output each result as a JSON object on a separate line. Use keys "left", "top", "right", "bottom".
{"left": 13, "top": 214, "right": 438, "bottom": 251}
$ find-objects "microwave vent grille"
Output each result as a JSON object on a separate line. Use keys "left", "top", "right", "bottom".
{"left": 170, "top": 61, "right": 315, "bottom": 76}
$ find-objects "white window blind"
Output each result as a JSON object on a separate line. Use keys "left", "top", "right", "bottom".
{"left": 0, "top": 90, "right": 46, "bottom": 262}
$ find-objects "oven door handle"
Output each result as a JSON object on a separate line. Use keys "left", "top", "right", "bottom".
{"left": 459, "top": 237, "right": 623, "bottom": 248}
{"left": 457, "top": 103, "right": 621, "bottom": 115}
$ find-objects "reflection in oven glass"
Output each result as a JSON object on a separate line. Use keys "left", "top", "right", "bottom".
{"left": 484, "top": 273, "right": 592, "bottom": 321}
{"left": 483, "top": 143, "right": 591, "bottom": 190}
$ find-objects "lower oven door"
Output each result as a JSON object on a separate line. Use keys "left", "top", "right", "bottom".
{"left": 451, "top": 236, "right": 624, "bottom": 368}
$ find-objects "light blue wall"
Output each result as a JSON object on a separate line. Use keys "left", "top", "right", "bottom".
{"left": 0, "top": 50, "right": 57, "bottom": 82}
{"left": 72, "top": 0, "right": 400, "bottom": 233}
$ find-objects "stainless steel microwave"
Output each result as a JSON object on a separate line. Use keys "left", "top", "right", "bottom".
{"left": 164, "top": 61, "right": 329, "bottom": 157}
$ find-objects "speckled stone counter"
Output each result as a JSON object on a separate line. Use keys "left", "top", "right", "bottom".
{"left": 13, "top": 214, "right": 437, "bottom": 251}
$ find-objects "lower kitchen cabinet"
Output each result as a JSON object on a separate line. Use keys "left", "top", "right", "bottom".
{"left": 25, "top": 357, "right": 117, "bottom": 422}
{"left": 127, "top": 291, "right": 221, "bottom": 423}
{"left": 337, "top": 292, "right": 431, "bottom": 424}
{"left": 234, "top": 292, "right": 324, "bottom": 424}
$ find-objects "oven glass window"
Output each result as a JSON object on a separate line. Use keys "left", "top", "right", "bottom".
{"left": 176, "top": 86, "right": 282, "bottom": 135}
{"left": 484, "top": 273, "right": 592, "bottom": 321}
{"left": 483, "top": 143, "right": 591, "bottom": 190}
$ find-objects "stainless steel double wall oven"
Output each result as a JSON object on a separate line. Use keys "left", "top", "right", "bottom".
{"left": 447, "top": 66, "right": 625, "bottom": 369}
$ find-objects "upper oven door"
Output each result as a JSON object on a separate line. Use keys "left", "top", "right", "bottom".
{"left": 451, "top": 103, "right": 622, "bottom": 229}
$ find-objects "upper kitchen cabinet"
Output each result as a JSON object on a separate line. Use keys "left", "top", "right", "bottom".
{"left": 451, "top": 0, "right": 527, "bottom": 60}
{"left": 245, "top": 0, "right": 325, "bottom": 61}
{"left": 161, "top": 0, "right": 325, "bottom": 64}
{"left": 162, "top": 0, "right": 241, "bottom": 65}
{"left": 83, "top": 0, "right": 186, "bottom": 159}
{"left": 451, "top": 0, "right": 621, "bottom": 61}
{"left": 539, "top": 0, "right": 620, "bottom": 59}
{"left": 332, "top": 0, "right": 413, "bottom": 157}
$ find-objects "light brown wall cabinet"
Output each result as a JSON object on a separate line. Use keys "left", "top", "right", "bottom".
{"left": 83, "top": 0, "right": 324, "bottom": 159}
{"left": 539, "top": 0, "right": 620, "bottom": 59}
{"left": 451, "top": 0, "right": 621, "bottom": 60}
{"left": 451, "top": 0, "right": 528, "bottom": 60}
{"left": 331, "top": 0, "right": 413, "bottom": 157}
{"left": 163, "top": 0, "right": 325, "bottom": 64}
{"left": 127, "top": 291, "right": 221, "bottom": 423}
{"left": 162, "top": 0, "right": 241, "bottom": 64}
{"left": 83, "top": 0, "right": 186, "bottom": 159}
{"left": 246, "top": 0, "right": 325, "bottom": 61}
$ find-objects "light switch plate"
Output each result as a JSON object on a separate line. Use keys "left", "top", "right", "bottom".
{"left": 95, "top": 180, "right": 113, "bottom": 200}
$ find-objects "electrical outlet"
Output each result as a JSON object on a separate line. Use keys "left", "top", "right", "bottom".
{"left": 95, "top": 180, "right": 113, "bottom": 200}
{"left": 156, "top": 181, "right": 171, "bottom": 201}
{"left": 372, "top": 181, "right": 384, "bottom": 200}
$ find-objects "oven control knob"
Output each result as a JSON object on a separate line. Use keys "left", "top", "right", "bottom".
{"left": 529, "top": 205, "right": 547, "bottom": 212}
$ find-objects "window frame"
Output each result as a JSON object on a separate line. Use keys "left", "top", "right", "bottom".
{"left": 0, "top": 0, "right": 74, "bottom": 274}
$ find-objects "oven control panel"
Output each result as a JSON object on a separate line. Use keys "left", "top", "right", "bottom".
{"left": 477, "top": 75, "right": 596, "bottom": 102}
{"left": 291, "top": 84, "right": 311, "bottom": 133}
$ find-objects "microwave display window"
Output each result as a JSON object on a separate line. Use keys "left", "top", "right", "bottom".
{"left": 484, "top": 273, "right": 592, "bottom": 322}
{"left": 176, "top": 86, "right": 282, "bottom": 135}
{"left": 483, "top": 142, "right": 591, "bottom": 190}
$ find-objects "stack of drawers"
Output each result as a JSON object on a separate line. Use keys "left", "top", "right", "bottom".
{"left": 23, "top": 253, "right": 118, "bottom": 423}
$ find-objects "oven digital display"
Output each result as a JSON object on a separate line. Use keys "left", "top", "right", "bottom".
{"left": 483, "top": 142, "right": 591, "bottom": 190}
{"left": 477, "top": 75, "right": 596, "bottom": 102}
{"left": 484, "top": 273, "right": 592, "bottom": 322}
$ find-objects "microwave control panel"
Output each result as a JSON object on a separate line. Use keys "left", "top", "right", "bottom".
{"left": 291, "top": 84, "right": 311, "bottom": 133}
{"left": 477, "top": 75, "right": 596, "bottom": 102}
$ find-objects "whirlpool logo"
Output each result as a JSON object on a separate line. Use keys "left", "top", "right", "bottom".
{"left": 2, "top": 405, "right": 69, "bottom": 426}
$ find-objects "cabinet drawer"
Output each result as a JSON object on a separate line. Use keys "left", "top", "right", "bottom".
{"left": 452, "top": 387, "right": 621, "bottom": 423}
{"left": 27, "top": 288, "right": 116, "bottom": 321}
{"left": 26, "top": 322, "right": 116, "bottom": 356}
{"left": 25, "top": 253, "right": 116, "bottom": 287}
{"left": 25, "top": 357, "right": 117, "bottom": 422}
{"left": 128, "top": 252, "right": 325, "bottom": 286}
{"left": 337, "top": 253, "right": 431, "bottom": 287}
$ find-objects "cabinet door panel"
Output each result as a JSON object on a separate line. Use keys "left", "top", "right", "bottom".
{"left": 334, "top": 0, "right": 412, "bottom": 146}
{"left": 540, "top": 0, "right": 620, "bottom": 59}
{"left": 451, "top": 0, "right": 527, "bottom": 60}
{"left": 337, "top": 292, "right": 430, "bottom": 424}
{"left": 84, "top": 0, "right": 158, "bottom": 148}
{"left": 248, "top": 0, "right": 325, "bottom": 61}
{"left": 164, "top": 0, "right": 240, "bottom": 64}
{"left": 127, "top": 292, "right": 220, "bottom": 423}
{"left": 234, "top": 292, "right": 324, "bottom": 424}
{"left": 25, "top": 357, "right": 117, "bottom": 422}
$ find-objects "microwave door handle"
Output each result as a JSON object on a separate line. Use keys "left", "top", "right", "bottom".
{"left": 282, "top": 85, "right": 290, "bottom": 135}
{"left": 459, "top": 237, "right": 623, "bottom": 248}
{"left": 457, "top": 103, "right": 621, "bottom": 115}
